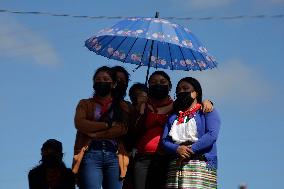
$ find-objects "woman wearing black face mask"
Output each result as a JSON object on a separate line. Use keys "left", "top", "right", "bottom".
{"left": 132, "top": 71, "right": 173, "bottom": 189}
{"left": 73, "top": 66, "right": 131, "bottom": 189}
{"left": 28, "top": 139, "right": 75, "bottom": 189}
{"left": 162, "top": 77, "right": 221, "bottom": 189}
{"left": 132, "top": 72, "right": 215, "bottom": 189}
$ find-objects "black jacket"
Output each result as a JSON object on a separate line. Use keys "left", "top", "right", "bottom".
{"left": 28, "top": 164, "right": 75, "bottom": 189}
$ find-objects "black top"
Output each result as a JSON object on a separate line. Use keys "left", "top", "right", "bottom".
{"left": 28, "top": 165, "right": 75, "bottom": 189}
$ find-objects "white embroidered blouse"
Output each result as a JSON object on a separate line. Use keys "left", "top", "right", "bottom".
{"left": 168, "top": 116, "right": 198, "bottom": 144}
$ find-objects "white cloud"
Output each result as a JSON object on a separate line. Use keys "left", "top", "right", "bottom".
{"left": 178, "top": 59, "right": 273, "bottom": 103}
{"left": 0, "top": 17, "right": 60, "bottom": 66}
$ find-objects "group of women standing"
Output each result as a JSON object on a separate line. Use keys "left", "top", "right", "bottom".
{"left": 73, "top": 65, "right": 221, "bottom": 189}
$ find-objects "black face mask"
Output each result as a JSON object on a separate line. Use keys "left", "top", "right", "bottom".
{"left": 174, "top": 92, "right": 194, "bottom": 112}
{"left": 115, "top": 82, "right": 127, "bottom": 99}
{"left": 93, "top": 82, "right": 112, "bottom": 97}
{"left": 149, "top": 84, "right": 169, "bottom": 99}
{"left": 42, "top": 155, "right": 62, "bottom": 168}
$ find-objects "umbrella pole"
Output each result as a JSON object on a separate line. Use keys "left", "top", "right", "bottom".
{"left": 145, "top": 40, "right": 154, "bottom": 84}
{"left": 145, "top": 12, "right": 159, "bottom": 84}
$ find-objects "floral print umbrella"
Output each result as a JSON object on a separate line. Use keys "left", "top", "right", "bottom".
{"left": 85, "top": 14, "right": 217, "bottom": 81}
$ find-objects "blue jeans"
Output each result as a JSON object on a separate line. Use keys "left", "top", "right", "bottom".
{"left": 79, "top": 141, "right": 122, "bottom": 189}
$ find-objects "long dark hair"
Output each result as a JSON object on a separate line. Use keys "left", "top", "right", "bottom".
{"left": 173, "top": 77, "right": 203, "bottom": 113}
{"left": 112, "top": 66, "right": 130, "bottom": 100}
{"left": 112, "top": 66, "right": 130, "bottom": 86}
{"left": 92, "top": 66, "right": 128, "bottom": 123}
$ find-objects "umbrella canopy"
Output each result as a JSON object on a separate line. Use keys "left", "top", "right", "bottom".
{"left": 85, "top": 14, "right": 217, "bottom": 81}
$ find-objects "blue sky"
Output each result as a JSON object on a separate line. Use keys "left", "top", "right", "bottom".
{"left": 0, "top": 0, "right": 283, "bottom": 188}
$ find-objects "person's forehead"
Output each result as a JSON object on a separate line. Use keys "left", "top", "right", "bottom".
{"left": 96, "top": 71, "right": 111, "bottom": 77}
{"left": 150, "top": 74, "right": 168, "bottom": 81}
{"left": 135, "top": 89, "right": 147, "bottom": 95}
{"left": 179, "top": 81, "right": 194, "bottom": 88}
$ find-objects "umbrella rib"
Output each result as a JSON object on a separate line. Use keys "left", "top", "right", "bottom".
{"left": 96, "top": 35, "right": 107, "bottom": 44}
{"left": 167, "top": 43, "right": 174, "bottom": 70}
{"left": 188, "top": 49, "right": 201, "bottom": 71}
{"left": 212, "top": 59, "right": 217, "bottom": 67}
{"left": 178, "top": 25, "right": 210, "bottom": 70}
{"left": 200, "top": 52, "right": 210, "bottom": 69}
{"left": 108, "top": 36, "right": 128, "bottom": 59}
{"left": 86, "top": 35, "right": 107, "bottom": 50}
{"left": 136, "top": 38, "right": 149, "bottom": 69}
{"left": 173, "top": 24, "right": 199, "bottom": 71}
{"left": 207, "top": 54, "right": 217, "bottom": 68}
{"left": 178, "top": 46, "right": 190, "bottom": 71}
{"left": 182, "top": 27, "right": 212, "bottom": 69}
{"left": 173, "top": 25, "right": 190, "bottom": 71}
{"left": 97, "top": 35, "right": 117, "bottom": 54}
{"left": 133, "top": 17, "right": 152, "bottom": 70}
{"left": 122, "top": 37, "right": 138, "bottom": 63}
{"left": 114, "top": 17, "right": 141, "bottom": 62}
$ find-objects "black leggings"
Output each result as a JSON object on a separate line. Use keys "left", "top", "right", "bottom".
{"left": 133, "top": 154, "right": 171, "bottom": 189}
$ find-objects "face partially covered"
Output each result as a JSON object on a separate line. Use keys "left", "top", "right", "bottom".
{"left": 176, "top": 81, "right": 197, "bottom": 100}
{"left": 115, "top": 71, "right": 128, "bottom": 99}
{"left": 174, "top": 81, "right": 198, "bottom": 112}
{"left": 94, "top": 71, "right": 114, "bottom": 83}
{"left": 148, "top": 74, "right": 171, "bottom": 99}
{"left": 93, "top": 71, "right": 115, "bottom": 97}
{"left": 133, "top": 89, "right": 148, "bottom": 105}
{"left": 116, "top": 71, "right": 128, "bottom": 86}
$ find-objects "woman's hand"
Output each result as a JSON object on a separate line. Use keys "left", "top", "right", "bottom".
{"left": 176, "top": 145, "right": 191, "bottom": 158}
{"left": 136, "top": 92, "right": 148, "bottom": 114}
{"left": 202, "top": 99, "right": 213, "bottom": 113}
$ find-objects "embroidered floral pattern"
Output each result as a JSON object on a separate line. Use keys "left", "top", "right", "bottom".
{"left": 177, "top": 104, "right": 201, "bottom": 125}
